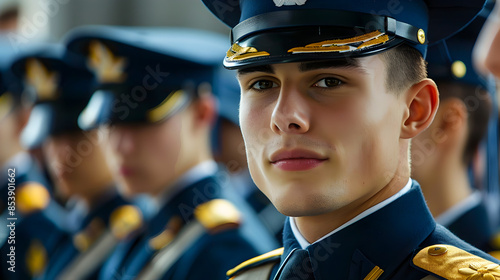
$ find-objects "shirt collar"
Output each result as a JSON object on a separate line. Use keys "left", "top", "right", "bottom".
{"left": 290, "top": 178, "right": 413, "bottom": 249}
{"left": 435, "top": 190, "right": 482, "bottom": 227}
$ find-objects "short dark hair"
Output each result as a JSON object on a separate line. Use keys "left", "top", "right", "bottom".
{"left": 435, "top": 82, "right": 492, "bottom": 164}
{"left": 380, "top": 44, "right": 427, "bottom": 94}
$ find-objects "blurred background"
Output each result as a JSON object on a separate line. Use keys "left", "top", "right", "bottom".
{"left": 0, "top": 0, "right": 229, "bottom": 42}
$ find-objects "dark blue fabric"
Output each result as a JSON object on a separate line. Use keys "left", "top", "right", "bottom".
{"left": 271, "top": 181, "right": 498, "bottom": 280}
{"left": 38, "top": 191, "right": 128, "bottom": 280}
{"left": 100, "top": 174, "right": 277, "bottom": 280}
{"left": 0, "top": 154, "right": 66, "bottom": 280}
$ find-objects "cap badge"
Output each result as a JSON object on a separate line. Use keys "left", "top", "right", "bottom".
{"left": 25, "top": 59, "right": 59, "bottom": 101}
{"left": 88, "top": 40, "right": 127, "bottom": 83}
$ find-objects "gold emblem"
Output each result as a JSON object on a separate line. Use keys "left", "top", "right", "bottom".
{"left": 25, "top": 59, "right": 59, "bottom": 101}
{"left": 451, "top": 60, "right": 467, "bottom": 79}
{"left": 226, "top": 43, "right": 270, "bottom": 61}
{"left": 288, "top": 30, "right": 389, "bottom": 54}
{"left": 87, "top": 40, "right": 127, "bottom": 83}
{"left": 458, "top": 263, "right": 500, "bottom": 280}
{"left": 417, "top": 29, "right": 426, "bottom": 44}
{"left": 73, "top": 218, "right": 105, "bottom": 252}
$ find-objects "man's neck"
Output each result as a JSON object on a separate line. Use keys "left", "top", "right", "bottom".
{"left": 295, "top": 174, "right": 410, "bottom": 244}
{"left": 420, "top": 162, "right": 471, "bottom": 218}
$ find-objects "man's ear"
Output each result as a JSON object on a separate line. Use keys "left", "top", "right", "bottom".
{"left": 193, "top": 83, "right": 217, "bottom": 127}
{"left": 401, "top": 79, "right": 439, "bottom": 139}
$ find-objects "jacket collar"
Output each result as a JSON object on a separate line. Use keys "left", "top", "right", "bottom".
{"left": 279, "top": 181, "right": 435, "bottom": 280}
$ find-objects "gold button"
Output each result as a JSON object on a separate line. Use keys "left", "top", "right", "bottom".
{"left": 451, "top": 60, "right": 467, "bottom": 79}
{"left": 428, "top": 245, "right": 448, "bottom": 256}
{"left": 417, "top": 29, "right": 426, "bottom": 44}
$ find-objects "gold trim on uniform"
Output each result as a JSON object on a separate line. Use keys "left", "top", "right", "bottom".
{"left": 413, "top": 244, "right": 500, "bottom": 279}
{"left": 288, "top": 30, "right": 389, "bottom": 54}
{"left": 87, "top": 40, "right": 127, "bottom": 83}
{"left": 26, "top": 240, "right": 47, "bottom": 277}
{"left": 25, "top": 59, "right": 59, "bottom": 101}
{"left": 147, "top": 89, "right": 187, "bottom": 123}
{"left": 110, "top": 205, "right": 143, "bottom": 240}
{"left": 227, "top": 247, "right": 284, "bottom": 277}
{"left": 363, "top": 266, "right": 384, "bottom": 280}
{"left": 194, "top": 199, "right": 241, "bottom": 233}
{"left": 226, "top": 43, "right": 270, "bottom": 61}
{"left": 148, "top": 216, "right": 184, "bottom": 251}
{"left": 17, "top": 182, "right": 50, "bottom": 215}
{"left": 73, "top": 218, "right": 105, "bottom": 252}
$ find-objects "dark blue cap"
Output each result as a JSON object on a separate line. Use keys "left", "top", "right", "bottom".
{"left": 202, "top": 0, "right": 487, "bottom": 69}
{"left": 213, "top": 67, "right": 240, "bottom": 125}
{"left": 426, "top": 5, "right": 493, "bottom": 92}
{"left": 0, "top": 38, "right": 28, "bottom": 121}
{"left": 13, "top": 44, "right": 97, "bottom": 149}
{"left": 63, "top": 26, "right": 228, "bottom": 130}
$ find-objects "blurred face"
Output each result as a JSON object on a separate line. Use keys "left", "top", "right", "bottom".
{"left": 238, "top": 56, "right": 407, "bottom": 217}
{"left": 43, "top": 130, "right": 109, "bottom": 198}
{"left": 106, "top": 108, "right": 195, "bottom": 196}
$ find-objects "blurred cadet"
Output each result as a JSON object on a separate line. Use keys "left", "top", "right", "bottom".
{"left": 0, "top": 42, "right": 67, "bottom": 280}
{"left": 411, "top": 11, "right": 499, "bottom": 253}
{"left": 201, "top": 0, "right": 500, "bottom": 279}
{"left": 65, "top": 26, "right": 277, "bottom": 280}
{"left": 474, "top": 1, "right": 500, "bottom": 79}
{"left": 213, "top": 67, "right": 285, "bottom": 242}
{"left": 13, "top": 45, "right": 141, "bottom": 280}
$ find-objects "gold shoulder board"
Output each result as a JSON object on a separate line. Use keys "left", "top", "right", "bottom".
{"left": 413, "top": 244, "right": 500, "bottom": 279}
{"left": 194, "top": 199, "right": 241, "bottom": 233}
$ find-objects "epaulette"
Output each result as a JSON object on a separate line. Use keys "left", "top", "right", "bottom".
{"left": 109, "top": 204, "right": 143, "bottom": 240}
{"left": 26, "top": 239, "right": 47, "bottom": 277}
{"left": 227, "top": 247, "right": 284, "bottom": 279}
{"left": 194, "top": 199, "right": 241, "bottom": 234}
{"left": 413, "top": 244, "right": 500, "bottom": 279}
{"left": 17, "top": 182, "right": 50, "bottom": 215}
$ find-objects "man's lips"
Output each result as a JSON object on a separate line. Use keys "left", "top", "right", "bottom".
{"left": 270, "top": 149, "right": 328, "bottom": 171}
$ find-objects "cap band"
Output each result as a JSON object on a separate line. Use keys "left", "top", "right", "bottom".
{"left": 231, "top": 10, "right": 424, "bottom": 45}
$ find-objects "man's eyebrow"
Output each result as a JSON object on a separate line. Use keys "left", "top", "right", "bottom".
{"left": 237, "top": 65, "right": 274, "bottom": 76}
{"left": 299, "top": 59, "right": 365, "bottom": 73}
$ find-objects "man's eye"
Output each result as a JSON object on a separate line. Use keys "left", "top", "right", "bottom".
{"left": 250, "top": 80, "right": 279, "bottom": 90}
{"left": 314, "top": 78, "right": 342, "bottom": 88}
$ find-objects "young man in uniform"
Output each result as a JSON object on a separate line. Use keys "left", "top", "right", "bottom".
{"left": 0, "top": 43, "right": 67, "bottom": 280}
{"left": 65, "top": 26, "right": 277, "bottom": 280}
{"left": 412, "top": 14, "right": 500, "bottom": 253}
{"left": 201, "top": 0, "right": 500, "bottom": 279}
{"left": 14, "top": 45, "right": 138, "bottom": 280}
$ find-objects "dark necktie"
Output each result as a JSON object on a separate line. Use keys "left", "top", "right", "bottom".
{"left": 277, "top": 248, "right": 316, "bottom": 280}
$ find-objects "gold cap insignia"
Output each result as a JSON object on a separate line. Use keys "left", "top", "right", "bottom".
{"left": 25, "top": 59, "right": 59, "bottom": 101}
{"left": 110, "top": 205, "right": 143, "bottom": 240}
{"left": 26, "top": 240, "right": 47, "bottom": 277}
{"left": 87, "top": 40, "right": 127, "bottom": 83}
{"left": 17, "top": 182, "right": 50, "bottom": 215}
{"left": 451, "top": 60, "right": 467, "bottom": 79}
